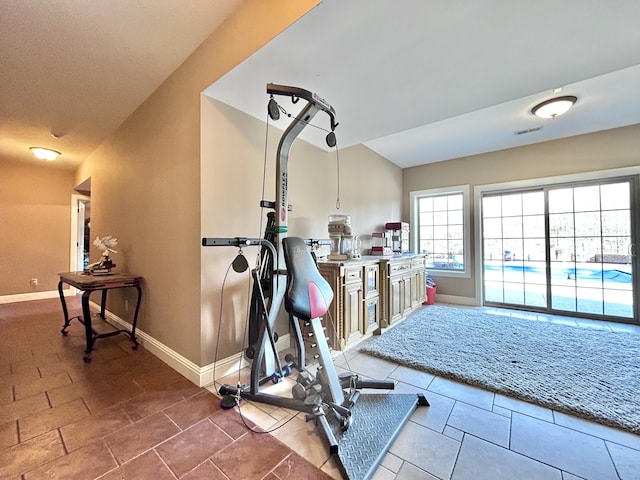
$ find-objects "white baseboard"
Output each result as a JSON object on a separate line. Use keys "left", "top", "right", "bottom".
{"left": 0, "top": 289, "right": 74, "bottom": 305}
{"left": 433, "top": 293, "right": 480, "bottom": 306}
{"left": 97, "top": 302, "right": 290, "bottom": 388}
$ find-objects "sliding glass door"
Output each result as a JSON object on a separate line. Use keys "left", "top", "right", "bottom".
{"left": 482, "top": 178, "right": 637, "bottom": 321}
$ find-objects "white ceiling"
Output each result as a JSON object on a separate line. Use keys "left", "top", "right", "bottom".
{"left": 3, "top": 1, "right": 640, "bottom": 172}
{"left": 207, "top": 0, "right": 640, "bottom": 168}
{"left": 0, "top": 0, "right": 243, "bottom": 170}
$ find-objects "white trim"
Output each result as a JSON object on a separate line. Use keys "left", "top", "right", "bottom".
{"left": 476, "top": 165, "right": 640, "bottom": 195}
{"left": 433, "top": 293, "right": 480, "bottom": 306}
{"left": 410, "top": 184, "right": 471, "bottom": 279}
{"left": 70, "top": 194, "right": 90, "bottom": 273}
{"left": 98, "top": 303, "right": 290, "bottom": 388}
{"left": 0, "top": 288, "right": 73, "bottom": 304}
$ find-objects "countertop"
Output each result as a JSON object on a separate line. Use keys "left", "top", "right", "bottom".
{"left": 317, "top": 253, "right": 424, "bottom": 266}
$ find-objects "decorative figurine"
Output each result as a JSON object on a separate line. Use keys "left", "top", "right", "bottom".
{"left": 88, "top": 236, "right": 118, "bottom": 274}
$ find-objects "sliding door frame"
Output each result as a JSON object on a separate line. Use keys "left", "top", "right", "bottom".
{"left": 474, "top": 167, "right": 640, "bottom": 325}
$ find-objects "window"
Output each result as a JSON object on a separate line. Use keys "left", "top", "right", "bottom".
{"left": 410, "top": 185, "right": 470, "bottom": 277}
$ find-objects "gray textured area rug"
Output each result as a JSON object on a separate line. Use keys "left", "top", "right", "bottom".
{"left": 360, "top": 305, "right": 640, "bottom": 435}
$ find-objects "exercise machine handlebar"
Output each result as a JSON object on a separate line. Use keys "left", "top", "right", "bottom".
{"left": 201, "top": 236, "right": 331, "bottom": 250}
{"left": 202, "top": 237, "right": 263, "bottom": 248}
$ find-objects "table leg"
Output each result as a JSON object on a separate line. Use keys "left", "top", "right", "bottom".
{"left": 130, "top": 285, "right": 142, "bottom": 349}
{"left": 82, "top": 290, "right": 94, "bottom": 362}
{"left": 100, "top": 289, "right": 107, "bottom": 318}
{"left": 59, "top": 281, "right": 71, "bottom": 335}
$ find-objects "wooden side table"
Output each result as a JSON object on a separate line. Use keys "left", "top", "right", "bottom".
{"left": 58, "top": 271, "right": 142, "bottom": 362}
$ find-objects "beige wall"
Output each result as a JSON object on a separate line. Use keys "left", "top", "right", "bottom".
{"left": 10, "top": 0, "right": 638, "bottom": 373}
{"left": 0, "top": 158, "right": 74, "bottom": 295}
{"left": 73, "top": 0, "right": 322, "bottom": 367}
{"left": 403, "top": 123, "right": 640, "bottom": 301}
{"left": 200, "top": 98, "right": 402, "bottom": 363}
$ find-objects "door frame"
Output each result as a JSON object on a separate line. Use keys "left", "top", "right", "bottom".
{"left": 70, "top": 194, "right": 91, "bottom": 272}
{"left": 474, "top": 166, "right": 640, "bottom": 324}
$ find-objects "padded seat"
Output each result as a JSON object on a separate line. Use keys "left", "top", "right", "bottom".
{"left": 282, "top": 237, "right": 334, "bottom": 320}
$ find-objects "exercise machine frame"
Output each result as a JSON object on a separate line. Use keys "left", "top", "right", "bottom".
{"left": 202, "top": 85, "right": 427, "bottom": 478}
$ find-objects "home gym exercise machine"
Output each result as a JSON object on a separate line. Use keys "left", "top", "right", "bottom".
{"left": 202, "top": 84, "right": 428, "bottom": 480}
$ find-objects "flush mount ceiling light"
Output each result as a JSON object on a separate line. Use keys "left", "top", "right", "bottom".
{"left": 531, "top": 95, "right": 577, "bottom": 119}
{"left": 29, "top": 147, "right": 61, "bottom": 161}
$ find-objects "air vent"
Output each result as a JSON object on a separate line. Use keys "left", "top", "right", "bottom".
{"left": 515, "top": 126, "right": 543, "bottom": 136}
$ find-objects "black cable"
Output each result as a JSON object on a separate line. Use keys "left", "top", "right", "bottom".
{"left": 211, "top": 262, "right": 235, "bottom": 394}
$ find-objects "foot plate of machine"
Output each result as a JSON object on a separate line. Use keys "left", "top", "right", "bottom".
{"left": 328, "top": 393, "right": 421, "bottom": 480}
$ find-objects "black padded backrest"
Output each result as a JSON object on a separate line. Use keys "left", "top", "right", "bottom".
{"left": 282, "top": 237, "right": 334, "bottom": 320}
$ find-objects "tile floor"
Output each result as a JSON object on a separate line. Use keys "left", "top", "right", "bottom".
{"left": 210, "top": 305, "right": 640, "bottom": 480}
{"left": 0, "top": 298, "right": 331, "bottom": 480}
{"left": 2, "top": 297, "right": 640, "bottom": 479}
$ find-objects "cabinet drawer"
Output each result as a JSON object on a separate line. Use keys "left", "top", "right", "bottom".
{"left": 344, "top": 266, "right": 363, "bottom": 284}
{"left": 364, "top": 296, "right": 380, "bottom": 334}
{"left": 412, "top": 257, "right": 426, "bottom": 269}
{"left": 389, "top": 262, "right": 411, "bottom": 276}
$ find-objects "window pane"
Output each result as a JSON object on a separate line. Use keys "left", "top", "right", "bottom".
{"left": 573, "top": 185, "right": 600, "bottom": 212}
{"left": 601, "top": 183, "right": 629, "bottom": 210}
{"left": 419, "top": 211, "right": 434, "bottom": 227}
{"left": 448, "top": 194, "right": 463, "bottom": 210}
{"left": 503, "top": 217, "right": 523, "bottom": 238}
{"left": 483, "top": 196, "right": 501, "bottom": 217}
{"left": 502, "top": 194, "right": 522, "bottom": 217}
{"left": 483, "top": 218, "right": 502, "bottom": 238}
{"left": 433, "top": 196, "right": 447, "bottom": 211}
{"left": 523, "top": 215, "right": 545, "bottom": 237}
{"left": 575, "top": 236, "right": 601, "bottom": 262}
{"left": 433, "top": 211, "right": 447, "bottom": 225}
{"left": 551, "top": 237, "right": 575, "bottom": 262}
{"left": 448, "top": 209, "right": 463, "bottom": 225}
{"left": 549, "top": 213, "right": 574, "bottom": 237}
{"left": 522, "top": 191, "right": 544, "bottom": 215}
{"left": 419, "top": 196, "right": 433, "bottom": 212}
{"left": 548, "top": 188, "right": 573, "bottom": 213}
{"left": 574, "top": 211, "right": 601, "bottom": 237}
{"left": 602, "top": 236, "right": 631, "bottom": 259}
{"left": 523, "top": 239, "right": 545, "bottom": 261}
{"left": 484, "top": 238, "right": 503, "bottom": 261}
{"left": 419, "top": 226, "right": 433, "bottom": 240}
{"left": 448, "top": 225, "right": 463, "bottom": 240}
{"left": 434, "top": 225, "right": 447, "bottom": 240}
{"left": 602, "top": 210, "right": 630, "bottom": 236}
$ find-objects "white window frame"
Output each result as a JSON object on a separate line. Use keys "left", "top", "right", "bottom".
{"left": 410, "top": 184, "right": 471, "bottom": 278}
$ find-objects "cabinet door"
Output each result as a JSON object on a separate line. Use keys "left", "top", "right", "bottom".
{"left": 402, "top": 274, "right": 412, "bottom": 316}
{"left": 364, "top": 296, "right": 380, "bottom": 334}
{"left": 411, "top": 258, "right": 426, "bottom": 307}
{"left": 363, "top": 264, "right": 379, "bottom": 298}
{"left": 389, "top": 275, "right": 404, "bottom": 324}
{"left": 410, "top": 270, "right": 421, "bottom": 308}
{"left": 319, "top": 265, "right": 342, "bottom": 350}
{"left": 343, "top": 282, "right": 363, "bottom": 345}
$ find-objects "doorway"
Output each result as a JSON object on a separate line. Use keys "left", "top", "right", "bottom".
{"left": 71, "top": 176, "right": 91, "bottom": 273}
{"left": 482, "top": 177, "right": 637, "bottom": 322}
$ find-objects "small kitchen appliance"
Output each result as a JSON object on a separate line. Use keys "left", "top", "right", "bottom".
{"left": 328, "top": 214, "right": 352, "bottom": 260}
{"left": 385, "top": 222, "right": 410, "bottom": 253}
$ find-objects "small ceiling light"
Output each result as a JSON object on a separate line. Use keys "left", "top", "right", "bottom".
{"left": 30, "top": 147, "right": 61, "bottom": 161}
{"left": 531, "top": 96, "right": 577, "bottom": 119}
